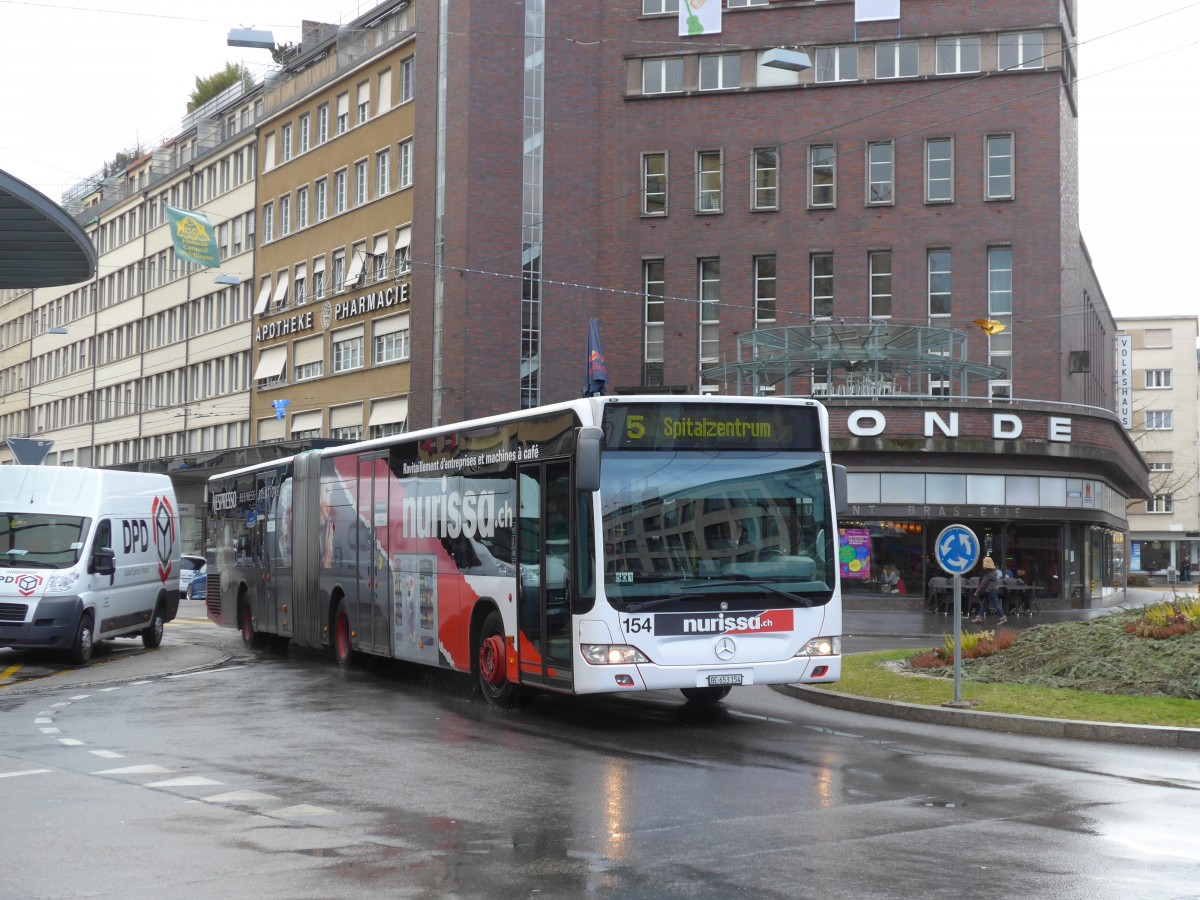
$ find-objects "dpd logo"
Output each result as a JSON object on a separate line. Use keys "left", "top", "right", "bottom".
{"left": 152, "top": 495, "right": 177, "bottom": 584}
{"left": 18, "top": 574, "right": 43, "bottom": 597}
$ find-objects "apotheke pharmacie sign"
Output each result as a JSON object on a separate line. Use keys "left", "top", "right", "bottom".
{"left": 254, "top": 283, "right": 409, "bottom": 343}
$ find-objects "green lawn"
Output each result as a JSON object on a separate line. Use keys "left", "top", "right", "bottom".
{"left": 814, "top": 610, "right": 1200, "bottom": 729}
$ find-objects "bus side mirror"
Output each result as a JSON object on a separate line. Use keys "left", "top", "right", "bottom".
{"left": 90, "top": 547, "right": 116, "bottom": 577}
{"left": 576, "top": 426, "right": 602, "bottom": 493}
{"left": 832, "top": 464, "right": 848, "bottom": 516}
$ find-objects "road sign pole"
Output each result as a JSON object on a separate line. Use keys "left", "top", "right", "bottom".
{"left": 952, "top": 574, "right": 962, "bottom": 702}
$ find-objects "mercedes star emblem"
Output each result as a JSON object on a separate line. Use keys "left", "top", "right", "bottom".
{"left": 715, "top": 637, "right": 736, "bottom": 660}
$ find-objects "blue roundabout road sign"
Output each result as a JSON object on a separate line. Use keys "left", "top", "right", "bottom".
{"left": 935, "top": 524, "right": 980, "bottom": 576}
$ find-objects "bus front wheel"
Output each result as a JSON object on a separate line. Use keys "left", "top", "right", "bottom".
{"left": 240, "top": 598, "right": 266, "bottom": 649}
{"left": 476, "top": 610, "right": 519, "bottom": 708}
{"left": 334, "top": 599, "right": 363, "bottom": 670}
{"left": 680, "top": 685, "right": 732, "bottom": 704}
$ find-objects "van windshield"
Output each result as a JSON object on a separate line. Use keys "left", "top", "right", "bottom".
{"left": 0, "top": 513, "right": 91, "bottom": 569}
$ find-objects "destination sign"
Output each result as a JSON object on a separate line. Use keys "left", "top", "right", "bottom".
{"left": 602, "top": 402, "right": 820, "bottom": 452}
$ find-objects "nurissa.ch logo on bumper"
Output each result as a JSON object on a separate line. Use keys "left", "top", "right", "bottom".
{"left": 654, "top": 609, "right": 794, "bottom": 636}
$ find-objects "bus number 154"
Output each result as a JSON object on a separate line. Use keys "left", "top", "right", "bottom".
{"left": 622, "top": 616, "right": 653, "bottom": 635}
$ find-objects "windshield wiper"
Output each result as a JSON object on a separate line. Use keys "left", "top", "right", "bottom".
{"left": 623, "top": 579, "right": 814, "bottom": 612}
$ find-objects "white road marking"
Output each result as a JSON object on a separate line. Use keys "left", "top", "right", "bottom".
{"left": 57, "top": 738, "right": 84, "bottom": 746}
{"left": 39, "top": 727, "right": 61, "bottom": 734}
{"left": 35, "top": 718, "right": 52, "bottom": 724}
{"left": 51, "top": 702, "right": 71, "bottom": 708}
{"left": 166, "top": 666, "right": 246, "bottom": 679}
{"left": 146, "top": 776, "right": 224, "bottom": 787}
{"left": 204, "top": 790, "right": 281, "bottom": 803}
{"left": 275, "top": 804, "right": 334, "bottom": 817}
{"left": 94, "top": 765, "right": 172, "bottom": 775}
{"left": 90, "top": 750, "right": 124, "bottom": 759}
{"left": 99, "top": 687, "right": 122, "bottom": 692}
{"left": 0, "top": 769, "right": 51, "bottom": 779}
{"left": 69, "top": 694, "right": 91, "bottom": 700}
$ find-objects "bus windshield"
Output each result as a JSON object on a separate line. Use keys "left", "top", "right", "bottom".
{"left": 0, "top": 513, "right": 91, "bottom": 569}
{"left": 599, "top": 451, "right": 836, "bottom": 609}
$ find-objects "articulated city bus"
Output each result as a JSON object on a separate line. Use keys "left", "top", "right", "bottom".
{"left": 204, "top": 395, "right": 846, "bottom": 706}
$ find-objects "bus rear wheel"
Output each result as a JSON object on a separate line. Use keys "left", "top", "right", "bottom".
{"left": 680, "top": 685, "right": 732, "bottom": 704}
{"left": 240, "top": 598, "right": 266, "bottom": 649}
{"left": 476, "top": 610, "right": 518, "bottom": 708}
{"left": 333, "top": 599, "right": 362, "bottom": 670}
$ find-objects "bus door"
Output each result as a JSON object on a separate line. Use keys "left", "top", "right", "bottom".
{"left": 356, "top": 453, "right": 392, "bottom": 655}
{"left": 517, "top": 459, "right": 573, "bottom": 690}
{"left": 266, "top": 476, "right": 293, "bottom": 637}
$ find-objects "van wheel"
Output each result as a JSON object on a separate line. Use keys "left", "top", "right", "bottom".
{"left": 333, "top": 599, "right": 363, "bottom": 669}
{"left": 680, "top": 685, "right": 732, "bottom": 705}
{"left": 68, "top": 612, "right": 94, "bottom": 666}
{"left": 475, "top": 610, "right": 519, "bottom": 708}
{"left": 142, "top": 606, "right": 164, "bottom": 649}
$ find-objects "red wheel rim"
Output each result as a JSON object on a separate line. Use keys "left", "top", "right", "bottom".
{"left": 241, "top": 610, "right": 252, "bottom": 641}
{"left": 479, "top": 634, "right": 506, "bottom": 686}
{"left": 337, "top": 613, "right": 350, "bottom": 660}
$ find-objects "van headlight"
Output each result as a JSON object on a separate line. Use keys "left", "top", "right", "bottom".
{"left": 46, "top": 571, "right": 80, "bottom": 594}
{"left": 581, "top": 644, "right": 650, "bottom": 665}
{"left": 795, "top": 636, "right": 840, "bottom": 657}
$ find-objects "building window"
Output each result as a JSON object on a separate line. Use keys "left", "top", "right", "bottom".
{"left": 297, "top": 186, "right": 309, "bottom": 229}
{"left": 644, "top": 260, "right": 665, "bottom": 363}
{"left": 998, "top": 32, "right": 1044, "bottom": 71}
{"left": 1146, "top": 494, "right": 1174, "bottom": 514}
{"left": 400, "top": 57, "right": 414, "bottom": 103}
{"left": 1146, "top": 452, "right": 1174, "bottom": 471}
{"left": 699, "top": 258, "right": 720, "bottom": 363}
{"left": 875, "top": 41, "right": 917, "bottom": 78}
{"left": 311, "top": 262, "right": 325, "bottom": 300}
{"left": 986, "top": 134, "right": 1014, "bottom": 199}
{"left": 377, "top": 149, "right": 391, "bottom": 196}
{"left": 1143, "top": 328, "right": 1172, "bottom": 348}
{"left": 332, "top": 251, "right": 345, "bottom": 292}
{"left": 642, "top": 152, "right": 667, "bottom": 215}
{"left": 262, "top": 201, "right": 273, "bottom": 242}
{"left": 317, "top": 104, "right": 329, "bottom": 144}
{"left": 278, "top": 195, "right": 290, "bottom": 236}
{"left": 355, "top": 159, "right": 369, "bottom": 206}
{"left": 1145, "top": 410, "right": 1173, "bottom": 430}
{"left": 643, "top": 0, "right": 678, "bottom": 11}
{"left": 928, "top": 250, "right": 952, "bottom": 317}
{"left": 811, "top": 253, "right": 833, "bottom": 318}
{"left": 699, "top": 53, "right": 740, "bottom": 90}
{"left": 727, "top": 0, "right": 767, "bottom": 5}
{"left": 809, "top": 145, "right": 836, "bottom": 207}
{"left": 332, "top": 330, "right": 364, "bottom": 372}
{"left": 643, "top": 58, "right": 684, "bottom": 94}
{"left": 398, "top": 140, "right": 413, "bottom": 188}
{"left": 334, "top": 169, "right": 347, "bottom": 213}
{"left": 299, "top": 114, "right": 310, "bottom": 153}
{"left": 988, "top": 247, "right": 1012, "bottom": 314}
{"left": 925, "top": 138, "right": 953, "bottom": 202}
{"left": 295, "top": 359, "right": 323, "bottom": 382}
{"left": 752, "top": 147, "right": 778, "bottom": 210}
{"left": 815, "top": 45, "right": 857, "bottom": 82}
{"left": 357, "top": 81, "right": 370, "bottom": 124}
{"left": 869, "top": 250, "right": 892, "bottom": 317}
{"left": 935, "top": 36, "right": 981, "bottom": 74}
{"left": 315, "top": 178, "right": 327, "bottom": 222}
{"left": 696, "top": 150, "right": 722, "bottom": 213}
{"left": 281, "top": 123, "right": 292, "bottom": 162}
{"left": 866, "top": 140, "right": 894, "bottom": 204}
{"left": 374, "top": 317, "right": 410, "bottom": 364}
{"left": 336, "top": 93, "right": 349, "bottom": 134}
{"left": 1145, "top": 369, "right": 1172, "bottom": 389}
{"left": 332, "top": 425, "right": 363, "bottom": 441}
{"left": 754, "top": 255, "right": 776, "bottom": 322}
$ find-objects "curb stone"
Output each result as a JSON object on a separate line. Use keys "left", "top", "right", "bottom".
{"left": 771, "top": 683, "right": 1200, "bottom": 750}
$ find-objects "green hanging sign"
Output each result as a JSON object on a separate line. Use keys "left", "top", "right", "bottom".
{"left": 165, "top": 205, "right": 220, "bottom": 268}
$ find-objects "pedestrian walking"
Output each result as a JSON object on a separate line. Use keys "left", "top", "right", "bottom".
{"left": 1182, "top": 558, "right": 1191, "bottom": 583}
{"left": 971, "top": 556, "right": 1006, "bottom": 626}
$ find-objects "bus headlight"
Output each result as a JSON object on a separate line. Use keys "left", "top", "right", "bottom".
{"left": 581, "top": 644, "right": 650, "bottom": 665}
{"left": 795, "top": 636, "right": 841, "bottom": 657}
{"left": 46, "top": 571, "right": 80, "bottom": 594}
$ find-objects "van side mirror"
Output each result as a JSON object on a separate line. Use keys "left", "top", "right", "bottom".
{"left": 90, "top": 547, "right": 115, "bottom": 577}
{"left": 576, "top": 426, "right": 602, "bottom": 493}
{"left": 832, "top": 464, "right": 848, "bottom": 516}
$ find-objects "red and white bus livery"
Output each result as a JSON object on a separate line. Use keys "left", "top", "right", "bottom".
{"left": 204, "top": 395, "right": 845, "bottom": 705}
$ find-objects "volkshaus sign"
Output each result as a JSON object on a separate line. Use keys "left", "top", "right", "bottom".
{"left": 165, "top": 205, "right": 220, "bottom": 268}
{"left": 1115, "top": 334, "right": 1133, "bottom": 428}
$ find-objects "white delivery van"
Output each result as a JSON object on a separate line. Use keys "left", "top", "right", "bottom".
{"left": 0, "top": 466, "right": 181, "bottom": 665}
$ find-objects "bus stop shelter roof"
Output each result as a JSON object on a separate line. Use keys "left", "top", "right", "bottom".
{"left": 0, "top": 168, "right": 96, "bottom": 289}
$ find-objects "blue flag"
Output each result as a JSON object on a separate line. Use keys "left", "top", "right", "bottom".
{"left": 584, "top": 318, "right": 608, "bottom": 397}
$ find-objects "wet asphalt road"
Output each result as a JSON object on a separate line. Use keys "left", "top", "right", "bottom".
{"left": 1, "top": 598, "right": 1198, "bottom": 899}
